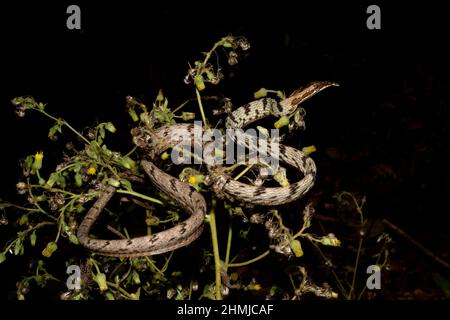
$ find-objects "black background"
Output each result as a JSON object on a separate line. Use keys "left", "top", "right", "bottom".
{"left": 1, "top": 0, "right": 449, "bottom": 302}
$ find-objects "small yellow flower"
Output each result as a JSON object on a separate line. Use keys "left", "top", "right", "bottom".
{"left": 32, "top": 151, "right": 44, "bottom": 172}
{"left": 302, "top": 145, "right": 317, "bottom": 155}
{"left": 274, "top": 115, "right": 290, "bottom": 129}
{"left": 161, "top": 152, "right": 170, "bottom": 160}
{"left": 87, "top": 167, "right": 96, "bottom": 175}
{"left": 251, "top": 283, "right": 262, "bottom": 291}
{"left": 254, "top": 88, "right": 268, "bottom": 99}
{"left": 188, "top": 176, "right": 198, "bottom": 184}
{"left": 320, "top": 233, "right": 341, "bottom": 247}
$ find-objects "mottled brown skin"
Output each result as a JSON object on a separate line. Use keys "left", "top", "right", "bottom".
{"left": 77, "top": 81, "right": 338, "bottom": 257}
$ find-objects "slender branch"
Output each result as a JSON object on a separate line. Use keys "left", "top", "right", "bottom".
{"left": 40, "top": 109, "right": 91, "bottom": 145}
{"left": 227, "top": 250, "right": 270, "bottom": 268}
{"left": 116, "top": 189, "right": 163, "bottom": 206}
{"left": 195, "top": 89, "right": 208, "bottom": 127}
{"left": 382, "top": 218, "right": 450, "bottom": 271}
{"left": 207, "top": 199, "right": 222, "bottom": 299}
{"left": 347, "top": 237, "right": 363, "bottom": 300}
{"left": 224, "top": 219, "right": 233, "bottom": 272}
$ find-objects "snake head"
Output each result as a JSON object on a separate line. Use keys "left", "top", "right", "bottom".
{"left": 280, "top": 81, "right": 339, "bottom": 112}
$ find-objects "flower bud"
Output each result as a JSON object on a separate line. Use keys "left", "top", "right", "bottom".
{"left": 274, "top": 115, "right": 289, "bottom": 129}
{"left": 254, "top": 88, "right": 268, "bottom": 99}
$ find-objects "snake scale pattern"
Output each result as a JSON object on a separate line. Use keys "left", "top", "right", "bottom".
{"left": 77, "top": 81, "right": 338, "bottom": 257}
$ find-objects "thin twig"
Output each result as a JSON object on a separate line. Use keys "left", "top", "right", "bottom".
{"left": 106, "top": 225, "right": 127, "bottom": 239}
{"left": 382, "top": 218, "right": 450, "bottom": 271}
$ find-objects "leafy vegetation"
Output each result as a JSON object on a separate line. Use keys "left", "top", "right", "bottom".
{"left": 1, "top": 35, "right": 390, "bottom": 300}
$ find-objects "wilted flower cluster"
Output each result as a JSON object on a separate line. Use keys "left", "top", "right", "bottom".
{"left": 184, "top": 35, "right": 250, "bottom": 91}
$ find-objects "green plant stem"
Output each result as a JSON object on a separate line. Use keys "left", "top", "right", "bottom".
{"left": 233, "top": 163, "right": 254, "bottom": 181}
{"left": 55, "top": 163, "right": 78, "bottom": 173}
{"left": 116, "top": 189, "right": 163, "bottom": 205}
{"left": 312, "top": 243, "right": 346, "bottom": 296}
{"left": 144, "top": 256, "right": 165, "bottom": 277}
{"left": 207, "top": 199, "right": 221, "bottom": 300}
{"left": 224, "top": 219, "right": 233, "bottom": 272}
{"left": 106, "top": 281, "right": 134, "bottom": 299}
{"left": 227, "top": 250, "right": 270, "bottom": 268}
{"left": 2, "top": 222, "right": 54, "bottom": 254}
{"left": 195, "top": 88, "right": 208, "bottom": 127}
{"left": 188, "top": 280, "right": 194, "bottom": 300}
{"left": 172, "top": 99, "right": 191, "bottom": 114}
{"left": 27, "top": 179, "right": 57, "bottom": 221}
{"left": 0, "top": 202, "right": 41, "bottom": 213}
{"left": 348, "top": 237, "right": 363, "bottom": 300}
{"left": 160, "top": 251, "right": 174, "bottom": 273}
{"left": 39, "top": 109, "right": 91, "bottom": 145}
{"left": 29, "top": 185, "right": 79, "bottom": 197}
{"left": 124, "top": 145, "right": 138, "bottom": 158}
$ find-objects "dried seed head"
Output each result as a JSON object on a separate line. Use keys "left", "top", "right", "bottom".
{"left": 16, "top": 182, "right": 27, "bottom": 194}
{"left": 237, "top": 37, "right": 250, "bottom": 51}
{"left": 228, "top": 51, "right": 239, "bottom": 66}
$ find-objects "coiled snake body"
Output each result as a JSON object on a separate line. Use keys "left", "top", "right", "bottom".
{"left": 77, "top": 81, "right": 338, "bottom": 257}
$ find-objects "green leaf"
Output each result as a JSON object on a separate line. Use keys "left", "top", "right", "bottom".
{"left": 46, "top": 172, "right": 60, "bottom": 188}
{"left": 35, "top": 195, "right": 47, "bottom": 202}
{"left": 48, "top": 122, "right": 62, "bottom": 141}
{"left": 108, "top": 178, "right": 120, "bottom": 188}
{"left": 85, "top": 144, "right": 98, "bottom": 160}
{"left": 76, "top": 204, "right": 85, "bottom": 214}
{"left": 119, "top": 156, "right": 136, "bottom": 170}
{"left": 290, "top": 239, "right": 303, "bottom": 257}
{"left": 18, "top": 214, "right": 28, "bottom": 226}
{"left": 105, "top": 292, "right": 115, "bottom": 300}
{"left": 153, "top": 109, "right": 166, "bottom": 122}
{"left": 74, "top": 173, "right": 82, "bottom": 187}
{"left": 104, "top": 122, "right": 116, "bottom": 133}
{"left": 14, "top": 239, "right": 23, "bottom": 256}
{"left": 0, "top": 253, "right": 6, "bottom": 264}
{"left": 120, "top": 179, "right": 132, "bottom": 191}
{"left": 30, "top": 231, "right": 37, "bottom": 247}
{"left": 68, "top": 234, "right": 79, "bottom": 245}
{"left": 156, "top": 89, "right": 164, "bottom": 102}
{"left": 128, "top": 108, "right": 139, "bottom": 122}
{"left": 101, "top": 144, "right": 113, "bottom": 157}
{"left": 132, "top": 271, "right": 141, "bottom": 285}
{"left": 35, "top": 274, "right": 45, "bottom": 287}
{"left": 99, "top": 125, "right": 105, "bottom": 139}
{"left": 24, "top": 155, "right": 34, "bottom": 170}
{"left": 130, "top": 288, "right": 140, "bottom": 300}
{"left": 73, "top": 163, "right": 82, "bottom": 173}
{"left": 95, "top": 273, "right": 108, "bottom": 292}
